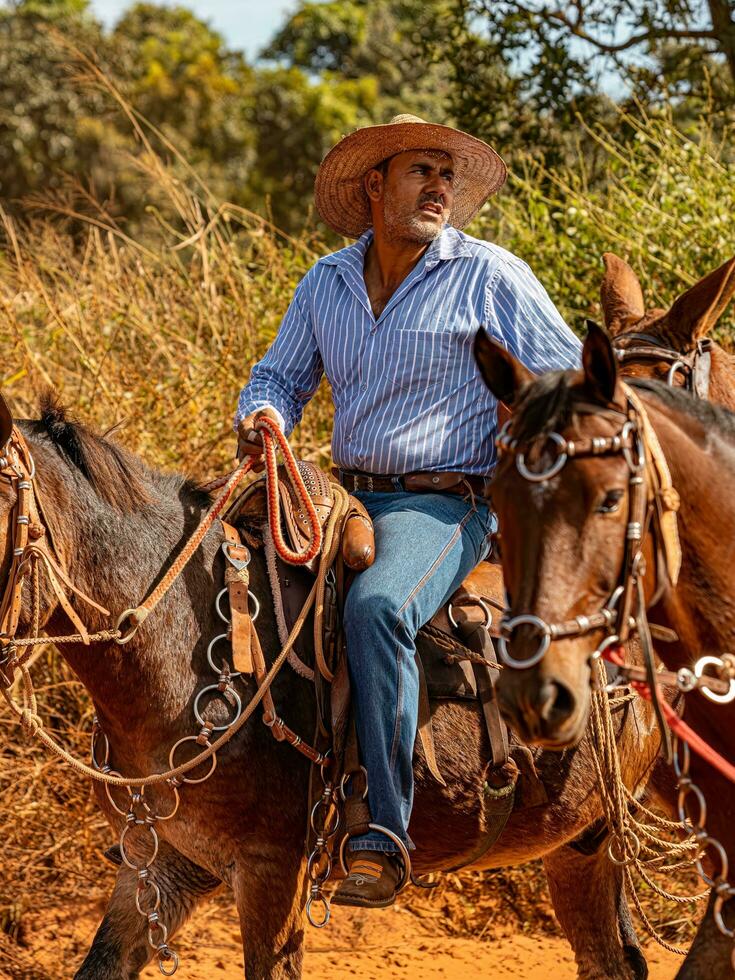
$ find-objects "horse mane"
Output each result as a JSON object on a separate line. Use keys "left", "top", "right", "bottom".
{"left": 33, "top": 393, "right": 207, "bottom": 513}
{"left": 510, "top": 370, "right": 735, "bottom": 446}
{"left": 627, "top": 378, "right": 735, "bottom": 442}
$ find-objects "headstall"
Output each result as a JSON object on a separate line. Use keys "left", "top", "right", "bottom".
{"left": 611, "top": 328, "right": 713, "bottom": 400}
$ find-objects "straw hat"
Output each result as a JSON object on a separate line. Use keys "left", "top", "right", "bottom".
{"left": 314, "top": 114, "right": 507, "bottom": 238}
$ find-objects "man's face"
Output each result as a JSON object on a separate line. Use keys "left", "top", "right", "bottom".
{"left": 374, "top": 150, "right": 455, "bottom": 244}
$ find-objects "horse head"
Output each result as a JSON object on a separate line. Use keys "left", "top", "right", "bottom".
{"left": 601, "top": 252, "right": 735, "bottom": 400}
{"left": 474, "top": 324, "right": 652, "bottom": 746}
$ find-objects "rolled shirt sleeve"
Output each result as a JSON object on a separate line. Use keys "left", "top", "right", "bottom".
{"left": 234, "top": 271, "right": 324, "bottom": 436}
{"left": 485, "top": 257, "right": 582, "bottom": 373}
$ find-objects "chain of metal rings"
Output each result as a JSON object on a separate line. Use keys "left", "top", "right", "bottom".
{"left": 674, "top": 735, "right": 735, "bottom": 968}
{"left": 305, "top": 760, "right": 341, "bottom": 929}
{"left": 90, "top": 543, "right": 259, "bottom": 975}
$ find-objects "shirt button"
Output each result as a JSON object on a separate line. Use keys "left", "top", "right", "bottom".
{"left": 361, "top": 382, "right": 367, "bottom": 391}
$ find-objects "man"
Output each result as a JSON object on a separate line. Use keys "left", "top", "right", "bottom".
{"left": 235, "top": 114, "right": 581, "bottom": 908}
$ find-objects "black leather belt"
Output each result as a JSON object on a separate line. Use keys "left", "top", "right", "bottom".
{"left": 335, "top": 468, "right": 491, "bottom": 497}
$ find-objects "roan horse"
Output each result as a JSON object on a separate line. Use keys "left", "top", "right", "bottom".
{"left": 0, "top": 254, "right": 730, "bottom": 979}
{"left": 473, "top": 319, "right": 735, "bottom": 977}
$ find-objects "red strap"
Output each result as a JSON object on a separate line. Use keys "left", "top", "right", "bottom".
{"left": 604, "top": 644, "right": 735, "bottom": 785}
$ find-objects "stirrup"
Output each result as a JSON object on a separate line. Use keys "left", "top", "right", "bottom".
{"left": 338, "top": 824, "right": 412, "bottom": 893}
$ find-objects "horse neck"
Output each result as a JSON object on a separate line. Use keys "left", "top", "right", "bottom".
{"left": 32, "top": 438, "right": 219, "bottom": 741}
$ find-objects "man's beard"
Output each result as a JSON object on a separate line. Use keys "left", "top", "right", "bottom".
{"left": 382, "top": 188, "right": 447, "bottom": 244}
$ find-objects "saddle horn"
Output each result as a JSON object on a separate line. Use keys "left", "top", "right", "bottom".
{"left": 0, "top": 392, "right": 13, "bottom": 452}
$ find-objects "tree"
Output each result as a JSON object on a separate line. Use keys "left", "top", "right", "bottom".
{"left": 0, "top": 0, "right": 118, "bottom": 205}
{"left": 111, "top": 4, "right": 256, "bottom": 200}
{"left": 457, "top": 1, "right": 735, "bottom": 115}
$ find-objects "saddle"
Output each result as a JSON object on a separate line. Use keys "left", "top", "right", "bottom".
{"left": 223, "top": 461, "right": 546, "bottom": 868}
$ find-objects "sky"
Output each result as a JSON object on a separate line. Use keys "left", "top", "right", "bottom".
{"left": 89, "top": 0, "right": 297, "bottom": 59}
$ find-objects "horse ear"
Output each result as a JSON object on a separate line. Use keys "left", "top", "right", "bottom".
{"left": 665, "top": 256, "right": 735, "bottom": 345}
{"left": 0, "top": 393, "right": 12, "bottom": 451}
{"left": 600, "top": 252, "right": 645, "bottom": 336}
{"left": 582, "top": 320, "right": 618, "bottom": 404}
{"left": 474, "top": 329, "right": 534, "bottom": 407}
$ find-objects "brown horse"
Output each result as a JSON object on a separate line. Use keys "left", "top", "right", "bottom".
{"left": 473, "top": 321, "right": 735, "bottom": 978}
{"left": 0, "top": 394, "right": 671, "bottom": 980}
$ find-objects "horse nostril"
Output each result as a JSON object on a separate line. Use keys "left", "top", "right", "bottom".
{"left": 537, "top": 679, "right": 576, "bottom": 724}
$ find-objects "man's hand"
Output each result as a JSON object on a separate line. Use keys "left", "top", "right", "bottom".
{"left": 236, "top": 407, "right": 282, "bottom": 471}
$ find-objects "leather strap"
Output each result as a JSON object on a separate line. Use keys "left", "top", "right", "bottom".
{"left": 415, "top": 653, "right": 447, "bottom": 786}
{"left": 336, "top": 469, "right": 490, "bottom": 498}
{"left": 221, "top": 521, "right": 254, "bottom": 675}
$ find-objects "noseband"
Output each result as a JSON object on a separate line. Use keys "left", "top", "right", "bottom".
{"left": 611, "top": 329, "right": 713, "bottom": 399}
{"left": 495, "top": 385, "right": 682, "bottom": 755}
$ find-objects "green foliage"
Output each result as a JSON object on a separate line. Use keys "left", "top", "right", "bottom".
{"left": 0, "top": 1, "right": 114, "bottom": 204}
{"left": 111, "top": 3, "right": 256, "bottom": 196}
{"left": 481, "top": 106, "right": 735, "bottom": 345}
{"left": 247, "top": 67, "right": 378, "bottom": 230}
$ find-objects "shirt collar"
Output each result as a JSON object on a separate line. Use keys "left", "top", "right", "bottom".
{"left": 322, "top": 225, "right": 471, "bottom": 271}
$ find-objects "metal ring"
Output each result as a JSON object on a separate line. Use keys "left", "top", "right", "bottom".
{"left": 215, "top": 588, "right": 260, "bottom": 624}
{"left": 168, "top": 736, "right": 217, "bottom": 785}
{"left": 338, "top": 824, "right": 412, "bottom": 893}
{"left": 621, "top": 421, "right": 646, "bottom": 472}
{"left": 607, "top": 828, "right": 641, "bottom": 866}
{"left": 339, "top": 766, "right": 368, "bottom": 802}
{"left": 516, "top": 433, "right": 568, "bottom": 482}
{"left": 115, "top": 608, "right": 142, "bottom": 645}
{"left": 193, "top": 684, "right": 242, "bottom": 732}
{"left": 307, "top": 848, "right": 332, "bottom": 882}
{"left": 135, "top": 877, "right": 162, "bottom": 916}
{"left": 713, "top": 889, "right": 735, "bottom": 939}
{"left": 678, "top": 781, "right": 707, "bottom": 832}
{"left": 120, "top": 821, "right": 159, "bottom": 871}
{"left": 206, "top": 633, "right": 239, "bottom": 676}
{"left": 305, "top": 894, "right": 331, "bottom": 929}
{"left": 695, "top": 836, "right": 730, "bottom": 888}
{"left": 694, "top": 655, "right": 735, "bottom": 704}
{"left": 104, "top": 772, "right": 132, "bottom": 817}
{"left": 310, "top": 797, "right": 341, "bottom": 838}
{"left": 666, "top": 360, "right": 689, "bottom": 388}
{"left": 447, "top": 597, "right": 491, "bottom": 631}
{"left": 91, "top": 726, "right": 110, "bottom": 771}
{"left": 157, "top": 947, "right": 180, "bottom": 977}
{"left": 673, "top": 736, "right": 690, "bottom": 780}
{"left": 594, "top": 634, "right": 621, "bottom": 665}
{"left": 497, "top": 614, "right": 551, "bottom": 669}
{"left": 146, "top": 783, "right": 181, "bottom": 822}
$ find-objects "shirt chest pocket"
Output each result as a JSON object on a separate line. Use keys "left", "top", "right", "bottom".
{"left": 383, "top": 329, "right": 454, "bottom": 393}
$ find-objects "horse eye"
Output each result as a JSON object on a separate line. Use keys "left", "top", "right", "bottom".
{"left": 596, "top": 489, "right": 624, "bottom": 514}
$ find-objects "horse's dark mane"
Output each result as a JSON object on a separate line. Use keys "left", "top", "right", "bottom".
{"left": 510, "top": 370, "right": 735, "bottom": 446}
{"left": 28, "top": 393, "right": 208, "bottom": 512}
{"left": 628, "top": 377, "right": 735, "bottom": 440}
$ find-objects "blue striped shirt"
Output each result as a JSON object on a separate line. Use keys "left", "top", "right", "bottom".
{"left": 235, "top": 226, "right": 581, "bottom": 475}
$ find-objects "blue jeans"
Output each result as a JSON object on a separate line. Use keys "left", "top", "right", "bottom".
{"left": 343, "top": 490, "right": 496, "bottom": 853}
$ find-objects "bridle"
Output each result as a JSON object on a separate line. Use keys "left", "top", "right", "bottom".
{"left": 0, "top": 424, "right": 111, "bottom": 682}
{"left": 494, "top": 384, "right": 683, "bottom": 756}
{"left": 611, "top": 328, "right": 713, "bottom": 399}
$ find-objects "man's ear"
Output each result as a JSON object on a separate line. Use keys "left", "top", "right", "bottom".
{"left": 582, "top": 320, "right": 618, "bottom": 404}
{"left": 364, "top": 168, "right": 384, "bottom": 203}
{"left": 474, "top": 329, "right": 534, "bottom": 407}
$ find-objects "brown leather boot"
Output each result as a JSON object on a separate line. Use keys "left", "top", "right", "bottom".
{"left": 331, "top": 851, "right": 404, "bottom": 909}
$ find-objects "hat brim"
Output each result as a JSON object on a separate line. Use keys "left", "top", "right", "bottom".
{"left": 315, "top": 121, "right": 507, "bottom": 239}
